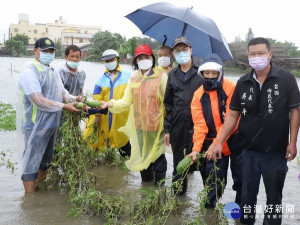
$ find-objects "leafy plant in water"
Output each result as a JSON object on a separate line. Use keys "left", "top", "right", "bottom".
{"left": 213, "top": 166, "right": 228, "bottom": 225}
{"left": 46, "top": 113, "right": 230, "bottom": 224}
{"left": 47, "top": 112, "right": 125, "bottom": 223}
{"left": 0, "top": 103, "right": 16, "bottom": 131}
{"left": 0, "top": 150, "right": 17, "bottom": 173}
{"left": 129, "top": 175, "right": 182, "bottom": 225}
{"left": 186, "top": 160, "right": 228, "bottom": 225}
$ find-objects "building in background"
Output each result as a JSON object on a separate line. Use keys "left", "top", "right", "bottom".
{"left": 47, "top": 17, "right": 100, "bottom": 46}
{"left": 9, "top": 14, "right": 101, "bottom": 47}
{"left": 9, "top": 14, "right": 47, "bottom": 44}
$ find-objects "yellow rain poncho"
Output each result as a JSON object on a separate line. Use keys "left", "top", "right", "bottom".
{"left": 83, "top": 66, "right": 132, "bottom": 151}
{"left": 109, "top": 67, "right": 168, "bottom": 172}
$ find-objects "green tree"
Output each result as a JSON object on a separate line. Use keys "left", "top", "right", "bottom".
{"left": 245, "top": 28, "right": 254, "bottom": 42}
{"left": 285, "top": 42, "right": 300, "bottom": 57}
{"left": 118, "top": 43, "right": 131, "bottom": 59}
{"left": 86, "top": 31, "right": 126, "bottom": 61}
{"left": 13, "top": 34, "right": 29, "bottom": 46}
{"left": 5, "top": 39, "right": 26, "bottom": 56}
{"left": 86, "top": 31, "right": 163, "bottom": 61}
{"left": 5, "top": 34, "right": 29, "bottom": 56}
{"left": 119, "top": 36, "right": 161, "bottom": 60}
{"left": 267, "top": 38, "right": 300, "bottom": 57}
{"left": 139, "top": 37, "right": 161, "bottom": 51}
{"left": 125, "top": 37, "right": 140, "bottom": 58}
{"left": 54, "top": 39, "right": 63, "bottom": 57}
{"left": 279, "top": 41, "right": 300, "bottom": 57}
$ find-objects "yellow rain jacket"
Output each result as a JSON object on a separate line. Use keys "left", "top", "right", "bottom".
{"left": 83, "top": 66, "right": 132, "bottom": 151}
{"left": 109, "top": 67, "right": 168, "bottom": 172}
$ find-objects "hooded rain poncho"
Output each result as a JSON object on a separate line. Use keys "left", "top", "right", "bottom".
{"left": 110, "top": 67, "right": 168, "bottom": 172}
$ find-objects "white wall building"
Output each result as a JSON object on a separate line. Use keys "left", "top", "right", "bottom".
{"left": 9, "top": 14, "right": 101, "bottom": 47}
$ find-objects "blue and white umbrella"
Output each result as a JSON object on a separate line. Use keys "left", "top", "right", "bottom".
{"left": 126, "top": 2, "right": 233, "bottom": 60}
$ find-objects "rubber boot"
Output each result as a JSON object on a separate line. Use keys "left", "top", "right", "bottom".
{"left": 140, "top": 167, "right": 154, "bottom": 182}
{"left": 154, "top": 172, "right": 166, "bottom": 187}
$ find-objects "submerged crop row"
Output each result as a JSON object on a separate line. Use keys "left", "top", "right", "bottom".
{"left": 44, "top": 113, "right": 229, "bottom": 224}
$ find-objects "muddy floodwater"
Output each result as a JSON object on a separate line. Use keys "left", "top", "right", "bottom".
{"left": 0, "top": 57, "right": 300, "bottom": 225}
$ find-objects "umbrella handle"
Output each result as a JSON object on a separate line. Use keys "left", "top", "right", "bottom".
{"left": 162, "top": 35, "right": 167, "bottom": 46}
{"left": 182, "top": 23, "right": 188, "bottom": 36}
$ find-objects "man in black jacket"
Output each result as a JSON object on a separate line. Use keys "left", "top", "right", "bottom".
{"left": 164, "top": 37, "right": 203, "bottom": 195}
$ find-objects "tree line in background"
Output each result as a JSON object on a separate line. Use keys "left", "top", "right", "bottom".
{"left": 226, "top": 28, "right": 300, "bottom": 73}
{"left": 4, "top": 34, "right": 29, "bottom": 56}
{"left": 2, "top": 34, "right": 63, "bottom": 57}
{"left": 85, "top": 30, "right": 161, "bottom": 61}
{"left": 232, "top": 28, "right": 300, "bottom": 58}
{"left": 2, "top": 28, "right": 300, "bottom": 61}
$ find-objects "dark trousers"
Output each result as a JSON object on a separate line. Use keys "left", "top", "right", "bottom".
{"left": 203, "top": 147, "right": 242, "bottom": 208}
{"left": 171, "top": 140, "right": 198, "bottom": 195}
{"left": 230, "top": 149, "right": 243, "bottom": 205}
{"left": 118, "top": 141, "right": 131, "bottom": 158}
{"left": 240, "top": 149, "right": 288, "bottom": 225}
{"left": 140, "top": 154, "right": 167, "bottom": 184}
{"left": 201, "top": 135, "right": 242, "bottom": 207}
{"left": 204, "top": 155, "right": 229, "bottom": 207}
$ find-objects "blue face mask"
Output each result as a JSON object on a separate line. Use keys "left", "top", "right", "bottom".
{"left": 67, "top": 60, "right": 80, "bottom": 69}
{"left": 39, "top": 52, "right": 55, "bottom": 65}
{"left": 175, "top": 51, "right": 190, "bottom": 65}
{"left": 105, "top": 60, "right": 117, "bottom": 71}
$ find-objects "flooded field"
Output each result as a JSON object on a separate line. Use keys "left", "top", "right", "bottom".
{"left": 0, "top": 57, "right": 299, "bottom": 225}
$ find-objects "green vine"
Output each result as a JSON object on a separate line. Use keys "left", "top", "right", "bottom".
{"left": 45, "top": 113, "right": 229, "bottom": 224}
{"left": 187, "top": 162, "right": 228, "bottom": 225}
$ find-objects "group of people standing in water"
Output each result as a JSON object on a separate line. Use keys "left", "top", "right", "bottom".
{"left": 18, "top": 35, "right": 300, "bottom": 225}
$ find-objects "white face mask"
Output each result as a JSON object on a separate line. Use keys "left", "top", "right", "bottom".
{"left": 105, "top": 61, "right": 117, "bottom": 71}
{"left": 137, "top": 59, "right": 153, "bottom": 70}
{"left": 158, "top": 56, "right": 171, "bottom": 68}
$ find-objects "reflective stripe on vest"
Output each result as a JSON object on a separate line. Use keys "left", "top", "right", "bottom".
{"left": 29, "top": 61, "right": 45, "bottom": 124}
{"left": 33, "top": 60, "right": 44, "bottom": 72}
{"left": 20, "top": 88, "right": 27, "bottom": 123}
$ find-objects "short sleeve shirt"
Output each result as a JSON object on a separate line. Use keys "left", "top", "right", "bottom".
{"left": 230, "top": 64, "right": 300, "bottom": 152}
{"left": 19, "top": 63, "right": 43, "bottom": 95}
{"left": 18, "top": 60, "right": 63, "bottom": 130}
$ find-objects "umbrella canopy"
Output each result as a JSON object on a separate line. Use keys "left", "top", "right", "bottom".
{"left": 125, "top": 2, "right": 233, "bottom": 60}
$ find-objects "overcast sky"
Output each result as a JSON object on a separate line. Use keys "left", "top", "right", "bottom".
{"left": 1, "top": 0, "right": 300, "bottom": 48}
